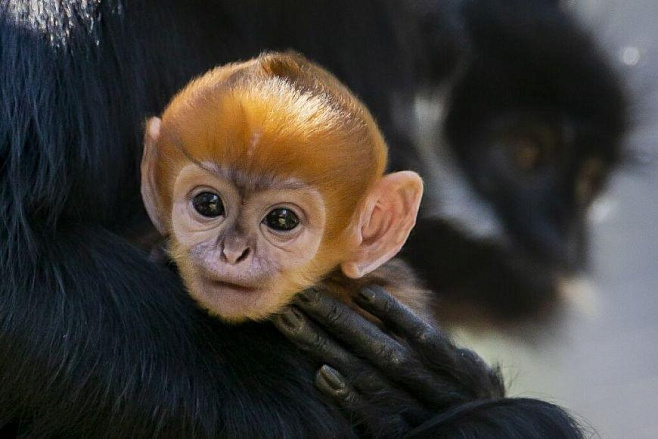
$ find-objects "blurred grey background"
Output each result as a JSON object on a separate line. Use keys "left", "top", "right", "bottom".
{"left": 461, "top": 1, "right": 658, "bottom": 437}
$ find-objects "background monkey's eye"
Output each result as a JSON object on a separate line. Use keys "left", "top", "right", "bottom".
{"left": 510, "top": 136, "right": 544, "bottom": 171}
{"left": 503, "top": 124, "right": 559, "bottom": 172}
{"left": 264, "top": 208, "right": 300, "bottom": 231}
{"left": 192, "top": 192, "right": 224, "bottom": 218}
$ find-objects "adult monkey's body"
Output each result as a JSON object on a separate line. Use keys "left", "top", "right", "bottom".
{"left": 0, "top": 0, "right": 604, "bottom": 437}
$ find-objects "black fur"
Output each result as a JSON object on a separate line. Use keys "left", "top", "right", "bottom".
{"left": 0, "top": 227, "right": 349, "bottom": 438}
{"left": 402, "top": 219, "right": 559, "bottom": 324}
{"left": 1, "top": 0, "right": 595, "bottom": 437}
{"left": 402, "top": 0, "right": 626, "bottom": 325}
{"left": 407, "top": 398, "right": 587, "bottom": 438}
{"left": 0, "top": 2, "right": 349, "bottom": 437}
{"left": 446, "top": 0, "right": 625, "bottom": 263}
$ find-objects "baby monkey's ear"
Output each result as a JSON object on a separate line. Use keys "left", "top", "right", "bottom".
{"left": 141, "top": 117, "right": 167, "bottom": 235}
{"left": 341, "top": 171, "right": 423, "bottom": 279}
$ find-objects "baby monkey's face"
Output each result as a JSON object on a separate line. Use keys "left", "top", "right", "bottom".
{"left": 170, "top": 163, "right": 328, "bottom": 322}
{"left": 141, "top": 54, "right": 423, "bottom": 323}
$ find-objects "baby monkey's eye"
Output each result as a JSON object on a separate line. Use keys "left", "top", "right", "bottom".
{"left": 192, "top": 192, "right": 224, "bottom": 218}
{"left": 264, "top": 208, "right": 300, "bottom": 231}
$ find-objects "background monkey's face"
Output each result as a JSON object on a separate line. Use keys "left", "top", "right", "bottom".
{"left": 434, "top": 0, "right": 625, "bottom": 273}
{"left": 169, "top": 163, "right": 328, "bottom": 322}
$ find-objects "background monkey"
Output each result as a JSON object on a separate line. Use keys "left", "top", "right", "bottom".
{"left": 141, "top": 52, "right": 429, "bottom": 322}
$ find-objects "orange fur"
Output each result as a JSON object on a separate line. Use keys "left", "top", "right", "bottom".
{"left": 144, "top": 52, "right": 428, "bottom": 321}
{"left": 154, "top": 53, "right": 387, "bottom": 256}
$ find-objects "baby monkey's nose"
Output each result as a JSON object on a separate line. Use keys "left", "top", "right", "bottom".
{"left": 222, "top": 246, "right": 250, "bottom": 265}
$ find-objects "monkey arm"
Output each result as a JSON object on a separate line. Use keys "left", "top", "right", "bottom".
{"left": 401, "top": 218, "right": 560, "bottom": 327}
{"left": 273, "top": 286, "right": 585, "bottom": 438}
{"left": 0, "top": 227, "right": 355, "bottom": 438}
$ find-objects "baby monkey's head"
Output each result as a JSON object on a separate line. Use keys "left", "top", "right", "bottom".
{"left": 141, "top": 52, "right": 423, "bottom": 322}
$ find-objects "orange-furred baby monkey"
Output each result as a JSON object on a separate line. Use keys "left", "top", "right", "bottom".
{"left": 141, "top": 52, "right": 430, "bottom": 323}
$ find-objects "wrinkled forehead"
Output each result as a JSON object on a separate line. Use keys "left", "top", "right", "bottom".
{"left": 195, "top": 161, "right": 309, "bottom": 194}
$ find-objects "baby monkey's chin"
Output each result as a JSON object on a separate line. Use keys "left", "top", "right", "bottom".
{"left": 189, "top": 277, "right": 295, "bottom": 324}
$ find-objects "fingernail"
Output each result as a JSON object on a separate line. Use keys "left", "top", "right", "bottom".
{"left": 358, "top": 286, "right": 377, "bottom": 302}
{"left": 279, "top": 308, "right": 304, "bottom": 329}
{"left": 319, "top": 365, "right": 345, "bottom": 391}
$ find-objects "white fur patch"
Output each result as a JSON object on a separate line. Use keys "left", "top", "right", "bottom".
{"left": 409, "top": 88, "right": 507, "bottom": 241}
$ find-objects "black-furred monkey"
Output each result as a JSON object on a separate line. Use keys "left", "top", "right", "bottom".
{"left": 0, "top": 0, "right": 615, "bottom": 436}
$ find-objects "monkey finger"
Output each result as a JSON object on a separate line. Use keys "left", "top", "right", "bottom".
{"left": 276, "top": 304, "right": 458, "bottom": 421}
{"left": 295, "top": 289, "right": 466, "bottom": 408}
{"left": 273, "top": 306, "right": 374, "bottom": 375}
{"left": 274, "top": 308, "right": 430, "bottom": 413}
{"left": 317, "top": 364, "right": 434, "bottom": 424}
{"left": 295, "top": 287, "right": 411, "bottom": 373}
{"left": 315, "top": 364, "right": 359, "bottom": 403}
{"left": 354, "top": 285, "right": 501, "bottom": 400}
{"left": 315, "top": 365, "right": 411, "bottom": 437}
{"left": 354, "top": 284, "right": 451, "bottom": 356}
{"left": 274, "top": 307, "right": 396, "bottom": 391}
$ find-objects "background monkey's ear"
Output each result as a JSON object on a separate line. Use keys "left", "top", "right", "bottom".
{"left": 141, "top": 117, "right": 167, "bottom": 235}
{"left": 341, "top": 171, "right": 423, "bottom": 278}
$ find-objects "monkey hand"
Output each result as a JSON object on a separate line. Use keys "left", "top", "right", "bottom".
{"left": 272, "top": 285, "right": 505, "bottom": 437}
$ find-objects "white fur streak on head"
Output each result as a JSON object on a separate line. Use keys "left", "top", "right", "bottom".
{"left": 410, "top": 88, "right": 506, "bottom": 242}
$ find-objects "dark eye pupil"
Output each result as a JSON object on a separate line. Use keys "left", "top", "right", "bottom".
{"left": 192, "top": 192, "right": 224, "bottom": 218}
{"left": 265, "top": 208, "right": 299, "bottom": 231}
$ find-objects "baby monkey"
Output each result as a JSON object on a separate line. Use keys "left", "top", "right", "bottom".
{"left": 141, "top": 52, "right": 429, "bottom": 322}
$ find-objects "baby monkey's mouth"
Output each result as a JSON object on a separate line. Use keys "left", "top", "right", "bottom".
{"left": 196, "top": 266, "right": 265, "bottom": 293}
{"left": 204, "top": 277, "right": 263, "bottom": 294}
